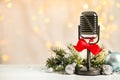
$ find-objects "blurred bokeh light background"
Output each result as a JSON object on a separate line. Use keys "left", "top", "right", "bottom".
{"left": 0, "top": 0, "right": 120, "bottom": 64}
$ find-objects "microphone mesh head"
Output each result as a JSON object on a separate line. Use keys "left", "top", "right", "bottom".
{"left": 80, "top": 11, "right": 98, "bottom": 34}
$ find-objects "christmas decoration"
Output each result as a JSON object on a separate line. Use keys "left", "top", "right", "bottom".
{"left": 46, "top": 44, "right": 107, "bottom": 74}
{"left": 74, "top": 38, "right": 102, "bottom": 55}
{"left": 105, "top": 51, "right": 120, "bottom": 72}
{"left": 101, "top": 65, "right": 113, "bottom": 75}
{"left": 65, "top": 63, "right": 76, "bottom": 74}
{"left": 47, "top": 67, "right": 54, "bottom": 73}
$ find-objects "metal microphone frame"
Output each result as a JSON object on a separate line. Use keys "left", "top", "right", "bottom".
{"left": 75, "top": 12, "right": 100, "bottom": 76}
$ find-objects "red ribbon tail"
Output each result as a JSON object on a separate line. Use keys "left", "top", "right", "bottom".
{"left": 89, "top": 44, "right": 102, "bottom": 55}
{"left": 74, "top": 45, "right": 81, "bottom": 52}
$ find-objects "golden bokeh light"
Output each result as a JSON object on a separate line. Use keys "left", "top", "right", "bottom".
{"left": 2, "top": 54, "right": 9, "bottom": 62}
{"left": 106, "top": 26, "right": 111, "bottom": 32}
{"left": 33, "top": 26, "right": 40, "bottom": 33}
{"left": 44, "top": 18, "right": 50, "bottom": 24}
{"left": 95, "top": 6, "right": 102, "bottom": 12}
{"left": 45, "top": 41, "right": 52, "bottom": 49}
{"left": 7, "top": 2, "right": 13, "bottom": 8}
{"left": 67, "top": 22, "right": 73, "bottom": 28}
{"left": 38, "top": 6, "right": 44, "bottom": 15}
{"left": 32, "top": 15, "right": 37, "bottom": 21}
{"left": 116, "top": 3, "right": 120, "bottom": 8}
{"left": 102, "top": 0, "right": 107, "bottom": 5}
{"left": 83, "top": 4, "right": 89, "bottom": 9}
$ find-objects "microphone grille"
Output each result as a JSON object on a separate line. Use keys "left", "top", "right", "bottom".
{"left": 80, "top": 11, "right": 98, "bottom": 34}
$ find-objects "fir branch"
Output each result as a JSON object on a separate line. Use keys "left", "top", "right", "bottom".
{"left": 67, "top": 43, "right": 79, "bottom": 55}
{"left": 51, "top": 47, "right": 67, "bottom": 57}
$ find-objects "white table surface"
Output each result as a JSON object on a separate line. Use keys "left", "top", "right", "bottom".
{"left": 0, "top": 65, "right": 120, "bottom": 80}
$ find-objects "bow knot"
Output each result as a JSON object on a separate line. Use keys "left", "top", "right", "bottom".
{"left": 74, "top": 38, "right": 102, "bottom": 55}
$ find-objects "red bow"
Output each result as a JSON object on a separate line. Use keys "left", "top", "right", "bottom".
{"left": 74, "top": 38, "right": 102, "bottom": 55}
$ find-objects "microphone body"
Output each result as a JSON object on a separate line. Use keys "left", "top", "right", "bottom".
{"left": 75, "top": 11, "right": 101, "bottom": 76}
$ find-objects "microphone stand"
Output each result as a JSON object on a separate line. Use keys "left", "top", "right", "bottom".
{"left": 75, "top": 25, "right": 100, "bottom": 76}
{"left": 87, "top": 49, "right": 91, "bottom": 71}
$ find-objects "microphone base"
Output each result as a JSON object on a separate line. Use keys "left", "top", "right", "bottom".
{"left": 75, "top": 66, "right": 100, "bottom": 76}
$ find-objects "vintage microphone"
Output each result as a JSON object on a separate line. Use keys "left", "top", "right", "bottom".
{"left": 75, "top": 11, "right": 101, "bottom": 76}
